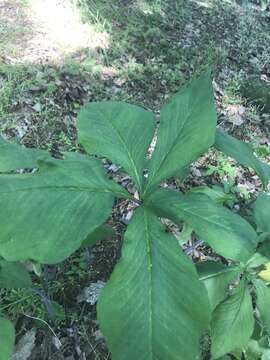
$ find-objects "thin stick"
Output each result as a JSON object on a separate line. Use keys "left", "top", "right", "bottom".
{"left": 22, "top": 313, "right": 62, "bottom": 346}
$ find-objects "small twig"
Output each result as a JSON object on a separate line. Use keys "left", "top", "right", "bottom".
{"left": 185, "top": 240, "right": 204, "bottom": 255}
{"left": 22, "top": 313, "right": 62, "bottom": 346}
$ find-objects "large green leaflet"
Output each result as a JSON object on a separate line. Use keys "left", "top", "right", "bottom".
{"left": 0, "top": 260, "right": 32, "bottom": 288}
{"left": 0, "top": 317, "right": 15, "bottom": 360}
{"left": 144, "top": 71, "right": 217, "bottom": 193}
{"left": 98, "top": 207, "right": 210, "bottom": 360}
{"left": 254, "top": 193, "right": 270, "bottom": 234}
{"left": 215, "top": 130, "right": 270, "bottom": 189}
{"left": 145, "top": 189, "right": 257, "bottom": 262}
{"left": 211, "top": 280, "right": 255, "bottom": 359}
{"left": 0, "top": 153, "right": 127, "bottom": 263}
{"left": 77, "top": 101, "right": 155, "bottom": 192}
{"left": 253, "top": 279, "right": 270, "bottom": 335}
{"left": 0, "top": 136, "right": 48, "bottom": 172}
{"left": 197, "top": 261, "right": 240, "bottom": 310}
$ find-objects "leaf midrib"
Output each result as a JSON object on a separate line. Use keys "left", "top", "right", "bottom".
{"left": 212, "top": 281, "right": 248, "bottom": 356}
{"left": 228, "top": 281, "right": 247, "bottom": 330}
{"left": 177, "top": 203, "right": 255, "bottom": 250}
{"left": 0, "top": 185, "right": 118, "bottom": 195}
{"left": 176, "top": 204, "right": 231, "bottom": 233}
{"left": 143, "top": 210, "right": 154, "bottom": 359}
{"left": 200, "top": 267, "right": 238, "bottom": 281}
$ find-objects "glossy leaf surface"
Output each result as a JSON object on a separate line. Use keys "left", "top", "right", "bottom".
{"left": 145, "top": 72, "right": 217, "bottom": 193}
{"left": 98, "top": 207, "right": 210, "bottom": 360}
{"left": 211, "top": 280, "right": 254, "bottom": 359}
{"left": 77, "top": 101, "right": 155, "bottom": 192}
{"left": 0, "top": 153, "right": 127, "bottom": 263}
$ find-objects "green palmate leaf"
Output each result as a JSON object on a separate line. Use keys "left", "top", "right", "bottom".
{"left": 145, "top": 189, "right": 257, "bottom": 262}
{"left": 77, "top": 101, "right": 155, "bottom": 192}
{"left": 215, "top": 130, "right": 270, "bottom": 189}
{"left": 98, "top": 207, "right": 210, "bottom": 360}
{"left": 0, "top": 260, "right": 32, "bottom": 288}
{"left": 0, "top": 153, "right": 128, "bottom": 264}
{"left": 144, "top": 71, "right": 217, "bottom": 194}
{"left": 0, "top": 317, "right": 15, "bottom": 360}
{"left": 0, "top": 136, "right": 48, "bottom": 172}
{"left": 254, "top": 193, "right": 270, "bottom": 233}
{"left": 211, "top": 280, "right": 255, "bottom": 359}
{"left": 81, "top": 224, "right": 115, "bottom": 248}
{"left": 253, "top": 279, "right": 270, "bottom": 335}
{"left": 197, "top": 261, "right": 240, "bottom": 310}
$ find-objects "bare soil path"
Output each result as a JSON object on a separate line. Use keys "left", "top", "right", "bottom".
{"left": 0, "top": 0, "right": 108, "bottom": 63}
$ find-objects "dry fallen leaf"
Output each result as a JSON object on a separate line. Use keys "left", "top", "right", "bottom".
{"left": 227, "top": 104, "right": 246, "bottom": 126}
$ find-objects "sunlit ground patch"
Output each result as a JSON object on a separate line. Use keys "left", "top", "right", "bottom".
{"left": 0, "top": 0, "right": 110, "bottom": 64}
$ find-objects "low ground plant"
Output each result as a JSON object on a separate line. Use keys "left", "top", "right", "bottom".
{"left": 0, "top": 72, "right": 270, "bottom": 360}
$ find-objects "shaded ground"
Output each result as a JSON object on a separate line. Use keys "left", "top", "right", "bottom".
{"left": 0, "top": 0, "right": 270, "bottom": 359}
